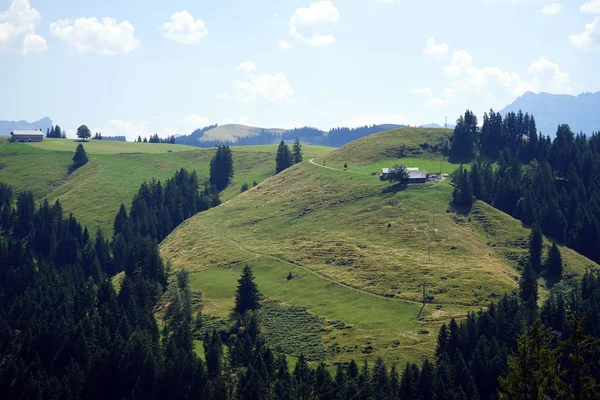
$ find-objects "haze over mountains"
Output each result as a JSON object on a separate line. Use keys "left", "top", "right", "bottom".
{"left": 499, "top": 91, "right": 600, "bottom": 137}
{"left": 0, "top": 117, "right": 52, "bottom": 135}
{"left": 3, "top": 91, "right": 600, "bottom": 143}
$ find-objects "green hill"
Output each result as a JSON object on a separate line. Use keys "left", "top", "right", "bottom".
{"left": 323, "top": 127, "right": 451, "bottom": 166}
{"left": 0, "top": 138, "right": 331, "bottom": 235}
{"left": 161, "top": 127, "right": 597, "bottom": 366}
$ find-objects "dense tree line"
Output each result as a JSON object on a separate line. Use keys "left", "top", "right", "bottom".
{"left": 112, "top": 168, "right": 220, "bottom": 280}
{"left": 45, "top": 124, "right": 67, "bottom": 139}
{"left": 104, "top": 135, "right": 126, "bottom": 141}
{"left": 136, "top": 134, "right": 176, "bottom": 144}
{"left": 450, "top": 109, "right": 600, "bottom": 264}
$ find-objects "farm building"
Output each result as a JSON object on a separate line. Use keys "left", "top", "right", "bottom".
{"left": 10, "top": 130, "right": 44, "bottom": 142}
{"left": 381, "top": 167, "right": 428, "bottom": 183}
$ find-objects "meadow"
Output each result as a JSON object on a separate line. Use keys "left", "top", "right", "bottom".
{"left": 0, "top": 138, "right": 331, "bottom": 235}
{"left": 162, "top": 128, "right": 598, "bottom": 366}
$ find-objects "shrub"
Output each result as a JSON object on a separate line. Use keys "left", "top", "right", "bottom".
{"left": 240, "top": 183, "right": 249, "bottom": 192}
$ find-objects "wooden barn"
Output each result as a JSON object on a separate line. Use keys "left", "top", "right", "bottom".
{"left": 10, "top": 130, "right": 44, "bottom": 142}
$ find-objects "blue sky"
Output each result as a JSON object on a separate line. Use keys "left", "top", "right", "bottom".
{"left": 1, "top": 0, "right": 599, "bottom": 140}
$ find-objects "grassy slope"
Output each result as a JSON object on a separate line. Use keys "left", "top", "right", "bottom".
{"left": 162, "top": 127, "right": 597, "bottom": 366}
{"left": 0, "top": 138, "right": 331, "bottom": 235}
{"left": 324, "top": 127, "right": 452, "bottom": 166}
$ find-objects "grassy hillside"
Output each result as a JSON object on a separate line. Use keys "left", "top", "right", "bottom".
{"left": 161, "top": 128, "right": 597, "bottom": 366}
{"left": 324, "top": 127, "right": 451, "bottom": 166}
{"left": 0, "top": 138, "right": 331, "bottom": 235}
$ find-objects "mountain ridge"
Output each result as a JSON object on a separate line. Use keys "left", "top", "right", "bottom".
{"left": 0, "top": 117, "right": 53, "bottom": 135}
{"left": 499, "top": 91, "right": 600, "bottom": 137}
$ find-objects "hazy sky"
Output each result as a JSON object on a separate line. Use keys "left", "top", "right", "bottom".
{"left": 1, "top": 0, "right": 599, "bottom": 140}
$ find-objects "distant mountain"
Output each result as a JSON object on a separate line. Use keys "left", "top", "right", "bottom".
{"left": 499, "top": 91, "right": 600, "bottom": 137}
{"left": 421, "top": 123, "right": 455, "bottom": 130}
{"left": 0, "top": 117, "right": 53, "bottom": 136}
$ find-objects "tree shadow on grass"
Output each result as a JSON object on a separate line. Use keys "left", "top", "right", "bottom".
{"left": 381, "top": 183, "right": 407, "bottom": 194}
{"left": 448, "top": 202, "right": 472, "bottom": 216}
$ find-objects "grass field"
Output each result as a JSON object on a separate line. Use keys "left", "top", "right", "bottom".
{"left": 323, "top": 127, "right": 451, "bottom": 166}
{"left": 162, "top": 127, "right": 597, "bottom": 366}
{"left": 0, "top": 138, "right": 331, "bottom": 235}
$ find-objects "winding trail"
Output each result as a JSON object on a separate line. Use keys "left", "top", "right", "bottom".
{"left": 212, "top": 226, "right": 423, "bottom": 306}
{"left": 309, "top": 158, "right": 372, "bottom": 176}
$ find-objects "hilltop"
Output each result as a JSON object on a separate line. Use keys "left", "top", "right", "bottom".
{"left": 161, "top": 127, "right": 597, "bottom": 366}
{"left": 500, "top": 91, "right": 600, "bottom": 137}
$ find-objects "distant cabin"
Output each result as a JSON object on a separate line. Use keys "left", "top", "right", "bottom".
{"left": 381, "top": 167, "right": 428, "bottom": 184}
{"left": 10, "top": 130, "right": 44, "bottom": 143}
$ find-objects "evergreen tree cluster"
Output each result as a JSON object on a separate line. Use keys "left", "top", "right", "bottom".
{"left": 275, "top": 139, "right": 302, "bottom": 174}
{"left": 112, "top": 168, "right": 220, "bottom": 280}
{"left": 210, "top": 146, "right": 234, "bottom": 191}
{"left": 45, "top": 124, "right": 66, "bottom": 139}
{"left": 92, "top": 132, "right": 103, "bottom": 140}
{"left": 455, "top": 109, "right": 600, "bottom": 263}
{"left": 136, "top": 134, "right": 176, "bottom": 144}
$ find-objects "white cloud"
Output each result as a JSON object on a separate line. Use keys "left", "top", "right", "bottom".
{"left": 423, "top": 38, "right": 448, "bottom": 57}
{"left": 581, "top": 0, "right": 600, "bottom": 13}
{"left": 528, "top": 56, "right": 571, "bottom": 92}
{"left": 278, "top": 39, "right": 293, "bottom": 50}
{"left": 50, "top": 17, "right": 140, "bottom": 55}
{"left": 342, "top": 114, "right": 407, "bottom": 128}
{"left": 409, "top": 88, "right": 433, "bottom": 96}
{"left": 442, "top": 50, "right": 473, "bottom": 76}
{"left": 237, "top": 61, "right": 258, "bottom": 74}
{"left": 219, "top": 64, "right": 294, "bottom": 103}
{"left": 0, "top": 0, "right": 47, "bottom": 54}
{"left": 541, "top": 3, "right": 561, "bottom": 15}
{"left": 432, "top": 50, "right": 571, "bottom": 108}
{"left": 96, "top": 114, "right": 212, "bottom": 141}
{"left": 288, "top": 1, "right": 339, "bottom": 47}
{"left": 570, "top": 17, "right": 600, "bottom": 51}
{"left": 162, "top": 11, "right": 208, "bottom": 44}
{"left": 425, "top": 98, "right": 447, "bottom": 107}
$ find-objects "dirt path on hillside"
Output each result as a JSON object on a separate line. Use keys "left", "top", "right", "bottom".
{"left": 213, "top": 226, "right": 424, "bottom": 307}
{"left": 308, "top": 158, "right": 373, "bottom": 176}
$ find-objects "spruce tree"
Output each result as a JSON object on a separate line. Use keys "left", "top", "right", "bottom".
{"left": 209, "top": 146, "right": 234, "bottom": 191}
{"left": 520, "top": 264, "right": 538, "bottom": 312}
{"left": 529, "top": 223, "right": 543, "bottom": 275}
{"left": 275, "top": 140, "right": 292, "bottom": 173}
{"left": 545, "top": 243, "right": 563, "bottom": 279}
{"left": 499, "top": 319, "right": 566, "bottom": 399}
{"left": 234, "top": 264, "right": 261, "bottom": 315}
{"left": 292, "top": 138, "right": 303, "bottom": 164}
{"left": 70, "top": 144, "right": 89, "bottom": 172}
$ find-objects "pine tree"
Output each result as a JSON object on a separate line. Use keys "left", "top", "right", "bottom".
{"left": 529, "top": 223, "right": 543, "bottom": 274}
{"left": 209, "top": 146, "right": 234, "bottom": 191}
{"left": 234, "top": 264, "right": 261, "bottom": 315}
{"left": 275, "top": 141, "right": 292, "bottom": 173}
{"left": 292, "top": 138, "right": 303, "bottom": 164}
{"left": 71, "top": 144, "right": 89, "bottom": 172}
{"left": 499, "top": 319, "right": 566, "bottom": 400}
{"left": 545, "top": 243, "right": 563, "bottom": 279}
{"left": 520, "top": 264, "right": 538, "bottom": 312}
